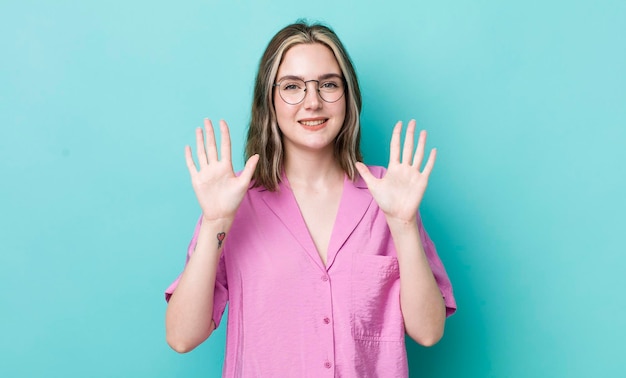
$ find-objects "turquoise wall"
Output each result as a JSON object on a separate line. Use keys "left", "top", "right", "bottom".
{"left": 1, "top": 0, "right": 624, "bottom": 377}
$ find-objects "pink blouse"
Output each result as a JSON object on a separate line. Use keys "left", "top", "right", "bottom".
{"left": 166, "top": 166, "right": 456, "bottom": 377}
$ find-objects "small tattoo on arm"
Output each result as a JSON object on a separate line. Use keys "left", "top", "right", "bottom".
{"left": 217, "top": 232, "right": 226, "bottom": 248}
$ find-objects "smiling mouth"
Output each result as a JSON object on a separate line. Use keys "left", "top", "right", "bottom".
{"left": 299, "top": 119, "right": 328, "bottom": 127}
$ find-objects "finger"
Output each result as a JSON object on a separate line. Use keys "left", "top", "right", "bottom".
{"left": 195, "top": 127, "right": 208, "bottom": 167}
{"left": 413, "top": 130, "right": 427, "bottom": 168}
{"left": 389, "top": 121, "right": 402, "bottom": 165}
{"left": 422, "top": 148, "right": 437, "bottom": 177}
{"left": 355, "top": 162, "right": 377, "bottom": 188}
{"left": 184, "top": 145, "right": 198, "bottom": 177}
{"left": 402, "top": 120, "right": 416, "bottom": 164}
{"left": 219, "top": 120, "right": 231, "bottom": 162}
{"left": 238, "top": 154, "right": 260, "bottom": 184}
{"left": 204, "top": 118, "right": 219, "bottom": 163}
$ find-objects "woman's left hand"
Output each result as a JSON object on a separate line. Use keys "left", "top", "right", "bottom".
{"left": 355, "top": 120, "right": 436, "bottom": 223}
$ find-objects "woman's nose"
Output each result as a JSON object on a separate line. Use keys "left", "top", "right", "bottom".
{"left": 302, "top": 82, "right": 322, "bottom": 109}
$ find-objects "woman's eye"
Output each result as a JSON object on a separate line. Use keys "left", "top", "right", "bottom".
{"left": 321, "top": 81, "right": 340, "bottom": 89}
{"left": 283, "top": 83, "right": 301, "bottom": 91}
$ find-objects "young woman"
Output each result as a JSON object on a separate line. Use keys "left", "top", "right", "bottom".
{"left": 165, "top": 21, "right": 456, "bottom": 377}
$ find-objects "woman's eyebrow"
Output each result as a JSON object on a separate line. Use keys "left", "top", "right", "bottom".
{"left": 276, "top": 73, "right": 343, "bottom": 82}
{"left": 275, "top": 74, "right": 304, "bottom": 82}
{"left": 318, "top": 73, "right": 343, "bottom": 80}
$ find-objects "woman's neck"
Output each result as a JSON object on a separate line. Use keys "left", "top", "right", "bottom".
{"left": 283, "top": 148, "right": 344, "bottom": 190}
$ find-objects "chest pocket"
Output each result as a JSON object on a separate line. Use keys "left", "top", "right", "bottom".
{"left": 351, "top": 254, "right": 404, "bottom": 342}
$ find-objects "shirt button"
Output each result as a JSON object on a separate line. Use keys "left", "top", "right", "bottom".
{"left": 321, "top": 275, "right": 329, "bottom": 282}
{"left": 324, "top": 361, "right": 332, "bottom": 369}
{"left": 323, "top": 317, "right": 330, "bottom": 324}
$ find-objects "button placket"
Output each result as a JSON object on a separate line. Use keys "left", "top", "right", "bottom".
{"left": 318, "top": 272, "right": 334, "bottom": 375}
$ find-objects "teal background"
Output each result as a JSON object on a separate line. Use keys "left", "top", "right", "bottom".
{"left": 1, "top": 0, "right": 624, "bottom": 377}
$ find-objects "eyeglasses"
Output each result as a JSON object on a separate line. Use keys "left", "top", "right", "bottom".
{"left": 273, "top": 75, "right": 346, "bottom": 105}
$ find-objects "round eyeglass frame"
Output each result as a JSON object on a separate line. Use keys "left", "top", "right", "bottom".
{"left": 273, "top": 78, "right": 346, "bottom": 105}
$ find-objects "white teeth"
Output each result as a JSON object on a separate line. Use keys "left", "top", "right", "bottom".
{"left": 300, "top": 119, "right": 326, "bottom": 126}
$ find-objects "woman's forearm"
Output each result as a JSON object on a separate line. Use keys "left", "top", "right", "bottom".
{"left": 165, "top": 217, "right": 231, "bottom": 353}
{"left": 387, "top": 217, "right": 446, "bottom": 346}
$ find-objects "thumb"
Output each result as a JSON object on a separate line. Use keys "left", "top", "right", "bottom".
{"left": 355, "top": 162, "right": 376, "bottom": 188}
{"left": 239, "top": 154, "right": 260, "bottom": 183}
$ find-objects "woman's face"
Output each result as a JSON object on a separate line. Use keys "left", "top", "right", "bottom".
{"left": 273, "top": 43, "right": 346, "bottom": 156}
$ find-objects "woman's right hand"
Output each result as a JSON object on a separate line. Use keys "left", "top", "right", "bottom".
{"left": 185, "top": 119, "right": 259, "bottom": 223}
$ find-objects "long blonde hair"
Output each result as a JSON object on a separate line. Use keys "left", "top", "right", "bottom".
{"left": 245, "top": 21, "right": 362, "bottom": 191}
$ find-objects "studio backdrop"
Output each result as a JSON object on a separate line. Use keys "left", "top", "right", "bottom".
{"left": 1, "top": 0, "right": 624, "bottom": 377}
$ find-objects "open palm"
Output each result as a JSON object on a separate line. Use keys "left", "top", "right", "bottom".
{"left": 185, "top": 119, "right": 259, "bottom": 222}
{"left": 355, "top": 120, "right": 436, "bottom": 223}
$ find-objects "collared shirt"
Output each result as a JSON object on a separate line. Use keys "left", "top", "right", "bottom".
{"left": 166, "top": 166, "right": 456, "bottom": 377}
